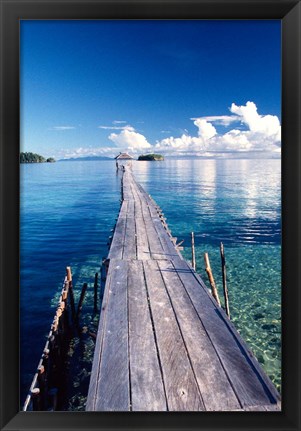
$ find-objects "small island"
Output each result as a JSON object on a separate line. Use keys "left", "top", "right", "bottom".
{"left": 20, "top": 152, "right": 56, "bottom": 163}
{"left": 138, "top": 153, "right": 164, "bottom": 161}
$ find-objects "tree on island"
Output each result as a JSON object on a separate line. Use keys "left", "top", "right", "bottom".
{"left": 138, "top": 153, "right": 164, "bottom": 161}
{"left": 20, "top": 152, "right": 56, "bottom": 163}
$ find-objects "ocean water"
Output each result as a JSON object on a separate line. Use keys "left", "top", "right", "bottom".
{"left": 20, "top": 158, "right": 281, "bottom": 408}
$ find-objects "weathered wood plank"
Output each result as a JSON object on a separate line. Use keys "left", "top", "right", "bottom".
{"left": 128, "top": 260, "right": 167, "bottom": 411}
{"left": 143, "top": 217, "right": 166, "bottom": 260}
{"left": 123, "top": 215, "right": 137, "bottom": 260}
{"left": 86, "top": 259, "right": 113, "bottom": 410}
{"left": 170, "top": 257, "right": 280, "bottom": 408}
{"left": 118, "top": 200, "right": 128, "bottom": 218}
{"left": 94, "top": 260, "right": 130, "bottom": 411}
{"left": 126, "top": 199, "right": 135, "bottom": 217}
{"left": 158, "top": 260, "right": 241, "bottom": 411}
{"left": 152, "top": 217, "right": 181, "bottom": 260}
{"left": 143, "top": 259, "right": 204, "bottom": 411}
{"left": 135, "top": 216, "right": 151, "bottom": 260}
{"left": 122, "top": 177, "right": 132, "bottom": 200}
{"left": 108, "top": 217, "right": 126, "bottom": 260}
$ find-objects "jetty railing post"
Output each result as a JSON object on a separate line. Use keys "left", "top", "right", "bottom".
{"left": 76, "top": 283, "right": 88, "bottom": 324}
{"left": 220, "top": 242, "right": 230, "bottom": 319}
{"left": 66, "top": 266, "right": 76, "bottom": 323}
{"left": 191, "top": 232, "right": 196, "bottom": 271}
{"left": 204, "top": 253, "right": 221, "bottom": 307}
{"left": 94, "top": 272, "right": 98, "bottom": 313}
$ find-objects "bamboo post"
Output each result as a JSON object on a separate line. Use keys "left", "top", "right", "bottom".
{"left": 66, "top": 266, "right": 72, "bottom": 282}
{"left": 66, "top": 267, "right": 76, "bottom": 323}
{"left": 191, "top": 232, "right": 196, "bottom": 271}
{"left": 204, "top": 253, "right": 221, "bottom": 307}
{"left": 94, "top": 273, "right": 98, "bottom": 313}
{"left": 220, "top": 242, "right": 230, "bottom": 319}
{"left": 76, "top": 283, "right": 88, "bottom": 323}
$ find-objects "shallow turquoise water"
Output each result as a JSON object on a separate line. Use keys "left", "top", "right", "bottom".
{"left": 20, "top": 158, "right": 281, "bottom": 406}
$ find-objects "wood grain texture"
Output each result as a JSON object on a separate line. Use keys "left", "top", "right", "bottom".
{"left": 128, "top": 260, "right": 167, "bottom": 411}
{"left": 135, "top": 216, "right": 151, "bottom": 260}
{"left": 94, "top": 260, "right": 130, "bottom": 411}
{"left": 86, "top": 258, "right": 114, "bottom": 410}
{"left": 158, "top": 260, "right": 241, "bottom": 411}
{"left": 143, "top": 259, "right": 204, "bottom": 411}
{"left": 108, "top": 217, "right": 126, "bottom": 259}
{"left": 123, "top": 214, "right": 137, "bottom": 260}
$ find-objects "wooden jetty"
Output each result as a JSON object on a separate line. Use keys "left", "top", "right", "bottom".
{"left": 86, "top": 166, "right": 281, "bottom": 412}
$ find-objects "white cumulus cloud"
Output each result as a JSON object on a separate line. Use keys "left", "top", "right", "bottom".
{"left": 230, "top": 101, "right": 281, "bottom": 139}
{"left": 108, "top": 125, "right": 151, "bottom": 151}
{"left": 155, "top": 102, "right": 281, "bottom": 156}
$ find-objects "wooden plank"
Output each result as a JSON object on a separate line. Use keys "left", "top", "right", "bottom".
{"left": 136, "top": 184, "right": 160, "bottom": 219}
{"left": 123, "top": 215, "right": 137, "bottom": 260}
{"left": 170, "top": 257, "right": 280, "bottom": 408}
{"left": 129, "top": 182, "right": 144, "bottom": 219}
{"left": 152, "top": 218, "right": 181, "bottom": 260}
{"left": 122, "top": 181, "right": 132, "bottom": 200}
{"left": 128, "top": 260, "right": 167, "bottom": 411}
{"left": 143, "top": 217, "right": 166, "bottom": 260}
{"left": 158, "top": 260, "right": 241, "bottom": 411}
{"left": 94, "top": 259, "right": 130, "bottom": 411}
{"left": 108, "top": 217, "right": 126, "bottom": 260}
{"left": 126, "top": 199, "right": 135, "bottom": 217}
{"left": 118, "top": 200, "right": 128, "bottom": 218}
{"left": 143, "top": 260, "right": 204, "bottom": 411}
{"left": 135, "top": 216, "right": 151, "bottom": 260}
{"left": 86, "top": 259, "right": 114, "bottom": 410}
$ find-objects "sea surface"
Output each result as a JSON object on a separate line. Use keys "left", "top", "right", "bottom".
{"left": 20, "top": 158, "right": 281, "bottom": 409}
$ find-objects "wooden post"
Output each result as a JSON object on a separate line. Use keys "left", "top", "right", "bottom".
{"left": 220, "top": 242, "right": 230, "bottom": 319}
{"left": 76, "top": 283, "right": 88, "bottom": 323}
{"left": 66, "top": 267, "right": 76, "bottom": 323}
{"left": 191, "top": 232, "right": 196, "bottom": 271}
{"left": 66, "top": 266, "right": 72, "bottom": 282}
{"left": 204, "top": 253, "right": 221, "bottom": 307}
{"left": 94, "top": 273, "right": 98, "bottom": 313}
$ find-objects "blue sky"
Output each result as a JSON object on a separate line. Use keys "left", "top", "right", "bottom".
{"left": 20, "top": 20, "right": 281, "bottom": 159}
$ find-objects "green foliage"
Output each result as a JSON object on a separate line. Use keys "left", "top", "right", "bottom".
{"left": 20, "top": 152, "right": 50, "bottom": 163}
{"left": 46, "top": 157, "right": 56, "bottom": 163}
{"left": 138, "top": 153, "right": 164, "bottom": 161}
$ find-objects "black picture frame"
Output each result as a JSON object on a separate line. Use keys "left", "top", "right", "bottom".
{"left": 0, "top": 0, "right": 300, "bottom": 430}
